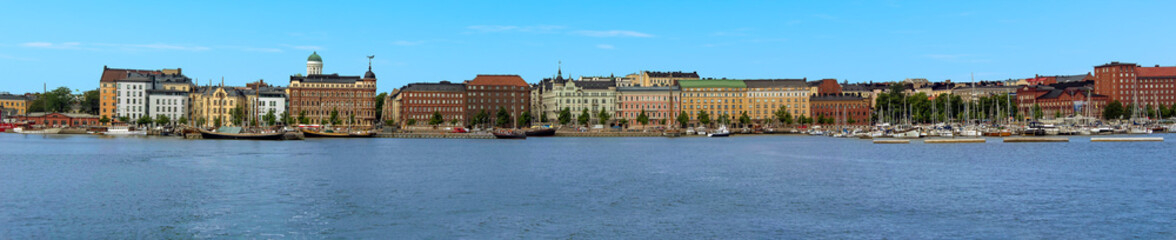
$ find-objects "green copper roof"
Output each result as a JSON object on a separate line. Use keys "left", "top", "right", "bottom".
{"left": 678, "top": 80, "right": 746, "bottom": 88}
{"left": 307, "top": 51, "right": 322, "bottom": 62}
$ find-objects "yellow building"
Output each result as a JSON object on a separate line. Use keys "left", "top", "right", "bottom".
{"left": 678, "top": 80, "right": 747, "bottom": 127}
{"left": 0, "top": 93, "right": 29, "bottom": 116}
{"left": 744, "top": 79, "right": 810, "bottom": 122}
{"left": 189, "top": 85, "right": 245, "bottom": 127}
{"left": 640, "top": 71, "right": 700, "bottom": 87}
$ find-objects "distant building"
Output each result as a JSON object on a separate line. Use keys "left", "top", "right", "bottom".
{"left": 189, "top": 85, "right": 244, "bottom": 127}
{"left": 398, "top": 81, "right": 465, "bottom": 128}
{"left": 536, "top": 74, "right": 617, "bottom": 125}
{"left": 810, "top": 93, "right": 871, "bottom": 125}
{"left": 621, "top": 71, "right": 699, "bottom": 87}
{"left": 678, "top": 80, "right": 747, "bottom": 127}
{"left": 1017, "top": 80, "right": 1107, "bottom": 119}
{"left": 1093, "top": 62, "right": 1176, "bottom": 107}
{"left": 16, "top": 112, "right": 101, "bottom": 127}
{"left": 0, "top": 93, "right": 29, "bottom": 116}
{"left": 288, "top": 52, "right": 378, "bottom": 127}
{"left": 813, "top": 79, "right": 842, "bottom": 95}
{"left": 464, "top": 75, "right": 530, "bottom": 127}
{"left": 98, "top": 66, "right": 177, "bottom": 124}
{"left": 616, "top": 86, "right": 679, "bottom": 128}
{"left": 744, "top": 79, "right": 810, "bottom": 121}
{"left": 242, "top": 84, "right": 287, "bottom": 126}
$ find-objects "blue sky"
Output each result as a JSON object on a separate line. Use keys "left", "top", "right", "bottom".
{"left": 2, "top": 0, "right": 1174, "bottom": 94}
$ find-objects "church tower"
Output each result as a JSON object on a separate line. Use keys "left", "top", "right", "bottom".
{"left": 307, "top": 51, "right": 323, "bottom": 75}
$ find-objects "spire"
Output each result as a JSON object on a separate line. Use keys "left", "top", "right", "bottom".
{"left": 557, "top": 60, "right": 562, "bottom": 76}
{"left": 367, "top": 55, "right": 375, "bottom": 71}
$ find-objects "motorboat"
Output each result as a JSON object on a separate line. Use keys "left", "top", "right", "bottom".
{"left": 106, "top": 126, "right": 146, "bottom": 135}
{"left": 13, "top": 127, "right": 62, "bottom": 134}
{"left": 708, "top": 126, "right": 730, "bottom": 137}
{"left": 493, "top": 130, "right": 527, "bottom": 139}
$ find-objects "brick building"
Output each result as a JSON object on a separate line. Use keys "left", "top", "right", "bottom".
{"left": 16, "top": 112, "right": 101, "bottom": 127}
{"left": 287, "top": 52, "right": 378, "bottom": 127}
{"left": 398, "top": 81, "right": 465, "bottom": 128}
{"left": 1017, "top": 80, "right": 1108, "bottom": 119}
{"left": 616, "top": 86, "right": 680, "bottom": 128}
{"left": 464, "top": 75, "right": 530, "bottom": 128}
{"left": 1093, "top": 62, "right": 1176, "bottom": 107}
{"left": 810, "top": 93, "right": 871, "bottom": 125}
{"left": 813, "top": 79, "right": 842, "bottom": 94}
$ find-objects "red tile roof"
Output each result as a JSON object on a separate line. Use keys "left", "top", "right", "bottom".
{"left": 100, "top": 67, "right": 162, "bottom": 82}
{"left": 467, "top": 74, "right": 529, "bottom": 87}
{"left": 1137, "top": 66, "right": 1176, "bottom": 77}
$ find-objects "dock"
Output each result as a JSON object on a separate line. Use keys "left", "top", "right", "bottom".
{"left": 873, "top": 139, "right": 910, "bottom": 144}
{"left": 1091, "top": 137, "right": 1163, "bottom": 142}
{"left": 925, "top": 138, "right": 986, "bottom": 144}
{"left": 375, "top": 133, "right": 495, "bottom": 139}
{"left": 554, "top": 132, "right": 671, "bottom": 137}
{"left": 1004, "top": 137, "right": 1069, "bottom": 143}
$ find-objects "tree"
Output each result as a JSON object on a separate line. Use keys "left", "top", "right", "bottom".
{"left": 847, "top": 118, "right": 856, "bottom": 124}
{"left": 118, "top": 116, "right": 130, "bottom": 123}
{"left": 298, "top": 110, "right": 309, "bottom": 125}
{"left": 1124, "top": 103, "right": 1135, "bottom": 120}
{"left": 496, "top": 107, "right": 511, "bottom": 128}
{"left": 636, "top": 110, "right": 650, "bottom": 128}
{"left": 618, "top": 118, "right": 629, "bottom": 127}
{"left": 1054, "top": 110, "right": 1062, "bottom": 119}
{"left": 214, "top": 116, "right": 223, "bottom": 128}
{"left": 27, "top": 87, "right": 74, "bottom": 113}
{"left": 429, "top": 111, "right": 444, "bottom": 127}
{"left": 558, "top": 107, "right": 572, "bottom": 125}
{"left": 540, "top": 112, "right": 548, "bottom": 123}
{"left": 406, "top": 119, "right": 417, "bottom": 126}
{"left": 697, "top": 110, "right": 711, "bottom": 126}
{"left": 329, "top": 108, "right": 340, "bottom": 125}
{"left": 197, "top": 117, "right": 206, "bottom": 127}
{"left": 578, "top": 108, "right": 591, "bottom": 126}
{"left": 1104, "top": 100, "right": 1124, "bottom": 120}
{"left": 677, "top": 110, "right": 690, "bottom": 128}
{"left": 450, "top": 119, "right": 459, "bottom": 126}
{"left": 385, "top": 120, "right": 396, "bottom": 127}
{"left": 774, "top": 105, "right": 792, "bottom": 126}
{"left": 348, "top": 113, "right": 355, "bottom": 126}
{"left": 264, "top": 109, "right": 277, "bottom": 126}
{"left": 179, "top": 116, "right": 188, "bottom": 125}
{"left": 81, "top": 89, "right": 100, "bottom": 114}
{"left": 1032, "top": 104, "right": 1043, "bottom": 120}
{"left": 155, "top": 115, "right": 170, "bottom": 126}
{"left": 99, "top": 116, "right": 111, "bottom": 125}
{"left": 473, "top": 109, "right": 489, "bottom": 128}
{"left": 597, "top": 108, "right": 611, "bottom": 125}
{"left": 374, "top": 92, "right": 387, "bottom": 120}
{"left": 718, "top": 112, "right": 731, "bottom": 125}
{"left": 137, "top": 115, "right": 153, "bottom": 126}
{"left": 280, "top": 111, "right": 290, "bottom": 126}
{"left": 738, "top": 111, "right": 751, "bottom": 126}
{"left": 230, "top": 104, "right": 245, "bottom": 126}
{"left": 518, "top": 111, "right": 533, "bottom": 127}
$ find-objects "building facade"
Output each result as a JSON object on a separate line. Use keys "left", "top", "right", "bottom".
{"left": 616, "top": 86, "right": 679, "bottom": 128}
{"left": 0, "top": 93, "right": 28, "bottom": 116}
{"left": 810, "top": 93, "right": 872, "bottom": 125}
{"left": 744, "top": 79, "right": 810, "bottom": 122}
{"left": 1093, "top": 62, "right": 1176, "bottom": 107}
{"left": 16, "top": 113, "right": 101, "bottom": 127}
{"left": 538, "top": 76, "right": 617, "bottom": 125}
{"left": 678, "top": 80, "right": 747, "bottom": 126}
{"left": 1016, "top": 81, "right": 1108, "bottom": 119}
{"left": 398, "top": 81, "right": 466, "bottom": 128}
{"left": 147, "top": 90, "right": 187, "bottom": 124}
{"left": 189, "top": 85, "right": 245, "bottom": 127}
{"left": 287, "top": 52, "right": 379, "bottom": 127}
{"left": 639, "top": 71, "right": 699, "bottom": 87}
{"left": 464, "top": 75, "right": 530, "bottom": 127}
{"left": 98, "top": 67, "right": 177, "bottom": 124}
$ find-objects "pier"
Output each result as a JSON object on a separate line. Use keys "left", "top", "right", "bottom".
{"left": 925, "top": 138, "right": 986, "bottom": 144}
{"left": 1090, "top": 137, "right": 1164, "bottom": 142}
{"left": 873, "top": 139, "right": 910, "bottom": 144}
{"left": 1004, "top": 137, "right": 1069, "bottom": 143}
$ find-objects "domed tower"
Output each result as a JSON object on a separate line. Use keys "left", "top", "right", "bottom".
{"left": 364, "top": 55, "right": 377, "bottom": 80}
{"left": 307, "top": 51, "right": 323, "bottom": 75}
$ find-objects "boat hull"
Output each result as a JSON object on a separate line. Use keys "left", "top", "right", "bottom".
{"left": 301, "top": 129, "right": 375, "bottom": 138}
{"left": 199, "top": 129, "right": 286, "bottom": 140}
{"left": 524, "top": 128, "right": 556, "bottom": 137}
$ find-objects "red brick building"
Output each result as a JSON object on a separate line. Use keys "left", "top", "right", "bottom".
{"left": 287, "top": 53, "right": 379, "bottom": 127}
{"left": 398, "top": 81, "right": 466, "bottom": 128}
{"left": 1016, "top": 81, "right": 1108, "bottom": 119}
{"left": 810, "top": 93, "right": 871, "bottom": 125}
{"left": 814, "top": 79, "right": 842, "bottom": 94}
{"left": 465, "top": 75, "right": 531, "bottom": 127}
{"left": 16, "top": 112, "right": 101, "bottom": 127}
{"left": 1093, "top": 62, "right": 1176, "bottom": 106}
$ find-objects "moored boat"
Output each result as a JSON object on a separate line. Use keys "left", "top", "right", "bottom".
{"left": 300, "top": 128, "right": 375, "bottom": 138}
{"left": 524, "top": 128, "right": 556, "bottom": 137}
{"left": 493, "top": 130, "right": 527, "bottom": 139}
{"left": 198, "top": 128, "right": 286, "bottom": 140}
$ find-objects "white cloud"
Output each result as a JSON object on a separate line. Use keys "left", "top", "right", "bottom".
{"left": 596, "top": 44, "right": 615, "bottom": 50}
{"left": 21, "top": 42, "right": 81, "bottom": 49}
{"left": 571, "top": 30, "right": 654, "bottom": 38}
{"left": 391, "top": 40, "right": 425, "bottom": 46}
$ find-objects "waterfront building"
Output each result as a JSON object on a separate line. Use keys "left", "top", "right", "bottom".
{"left": 810, "top": 93, "right": 872, "bottom": 125}
{"left": 678, "top": 80, "right": 747, "bottom": 127}
{"left": 0, "top": 93, "right": 29, "bottom": 116}
{"left": 189, "top": 85, "right": 244, "bottom": 127}
{"left": 288, "top": 52, "right": 379, "bottom": 127}
{"left": 744, "top": 79, "right": 810, "bottom": 123}
{"left": 538, "top": 75, "right": 617, "bottom": 125}
{"left": 398, "top": 81, "right": 465, "bottom": 128}
{"left": 146, "top": 89, "right": 187, "bottom": 124}
{"left": 114, "top": 74, "right": 150, "bottom": 121}
{"left": 464, "top": 75, "right": 530, "bottom": 127}
{"left": 1092, "top": 62, "right": 1176, "bottom": 107}
{"left": 16, "top": 112, "right": 101, "bottom": 127}
{"left": 534, "top": 69, "right": 570, "bottom": 123}
{"left": 381, "top": 88, "right": 400, "bottom": 125}
{"left": 616, "top": 86, "right": 680, "bottom": 128}
{"left": 1016, "top": 80, "right": 1108, "bottom": 119}
{"left": 243, "top": 87, "right": 287, "bottom": 126}
{"left": 635, "top": 71, "right": 699, "bottom": 87}
{"left": 98, "top": 66, "right": 177, "bottom": 124}
{"left": 813, "top": 79, "right": 842, "bottom": 94}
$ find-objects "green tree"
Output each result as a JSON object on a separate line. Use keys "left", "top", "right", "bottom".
{"left": 496, "top": 107, "right": 511, "bottom": 127}
{"left": 298, "top": 110, "right": 309, "bottom": 125}
{"left": 81, "top": 89, "right": 100, "bottom": 114}
{"left": 450, "top": 119, "right": 459, "bottom": 126}
{"left": 1124, "top": 103, "right": 1135, "bottom": 119}
{"left": 1104, "top": 100, "right": 1124, "bottom": 120}
{"left": 578, "top": 108, "right": 591, "bottom": 126}
{"left": 27, "top": 87, "right": 74, "bottom": 113}
{"left": 618, "top": 118, "right": 629, "bottom": 127}
{"left": 280, "top": 110, "right": 290, "bottom": 126}
{"left": 474, "top": 109, "right": 489, "bottom": 127}
{"left": 597, "top": 108, "right": 611, "bottom": 125}
{"left": 1054, "top": 110, "right": 1062, "bottom": 119}
{"left": 99, "top": 116, "right": 111, "bottom": 125}
{"left": 540, "top": 112, "right": 548, "bottom": 123}
{"left": 329, "top": 108, "right": 340, "bottom": 125}
{"left": 636, "top": 110, "right": 650, "bottom": 128}
{"left": 738, "top": 111, "right": 751, "bottom": 126}
{"left": 385, "top": 120, "right": 396, "bottom": 127}
{"left": 197, "top": 117, "right": 206, "bottom": 127}
{"left": 774, "top": 105, "right": 792, "bottom": 126}
{"left": 155, "top": 115, "right": 170, "bottom": 126}
{"left": 137, "top": 115, "right": 153, "bottom": 126}
{"left": 230, "top": 104, "right": 245, "bottom": 126}
{"left": 429, "top": 111, "right": 444, "bottom": 127}
{"left": 214, "top": 116, "right": 223, "bottom": 128}
{"left": 348, "top": 113, "right": 355, "bottom": 126}
{"left": 518, "top": 111, "right": 533, "bottom": 127}
{"left": 676, "top": 110, "right": 689, "bottom": 128}
{"left": 406, "top": 119, "right": 417, "bottom": 126}
{"left": 697, "top": 110, "right": 711, "bottom": 126}
{"left": 374, "top": 92, "right": 387, "bottom": 120}
{"left": 1032, "top": 104, "right": 1043, "bottom": 120}
{"left": 558, "top": 107, "right": 572, "bottom": 125}
{"left": 179, "top": 116, "right": 188, "bottom": 125}
{"left": 264, "top": 109, "right": 276, "bottom": 126}
{"left": 718, "top": 112, "right": 731, "bottom": 125}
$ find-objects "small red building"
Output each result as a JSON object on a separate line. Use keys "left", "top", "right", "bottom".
{"left": 15, "top": 112, "right": 101, "bottom": 127}
{"left": 1016, "top": 81, "right": 1108, "bottom": 119}
{"left": 810, "top": 93, "right": 872, "bottom": 125}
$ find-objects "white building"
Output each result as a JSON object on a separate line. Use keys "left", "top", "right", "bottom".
{"left": 116, "top": 79, "right": 149, "bottom": 120}
{"left": 246, "top": 87, "right": 287, "bottom": 125}
{"left": 147, "top": 90, "right": 187, "bottom": 124}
